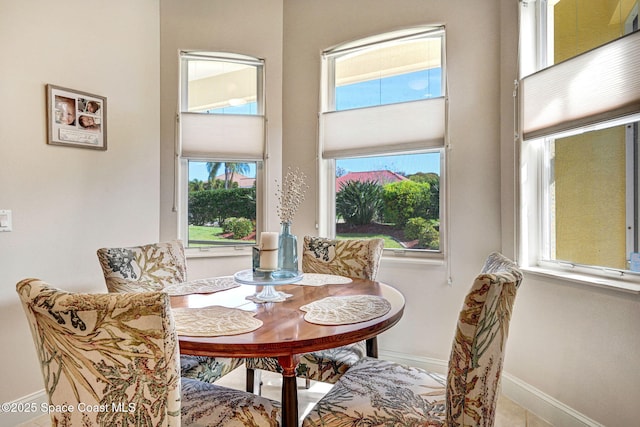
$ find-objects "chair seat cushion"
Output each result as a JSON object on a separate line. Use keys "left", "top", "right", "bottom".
{"left": 181, "top": 377, "right": 280, "bottom": 426}
{"left": 247, "top": 341, "right": 366, "bottom": 384}
{"left": 302, "top": 357, "right": 446, "bottom": 427}
{"left": 181, "top": 355, "right": 245, "bottom": 383}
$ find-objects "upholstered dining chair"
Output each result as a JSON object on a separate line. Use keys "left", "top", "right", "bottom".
{"left": 16, "top": 278, "right": 280, "bottom": 427}
{"left": 96, "top": 240, "right": 244, "bottom": 384}
{"left": 246, "top": 236, "right": 385, "bottom": 393}
{"left": 301, "top": 252, "right": 523, "bottom": 427}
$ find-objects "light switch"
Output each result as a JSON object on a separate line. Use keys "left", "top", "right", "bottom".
{"left": 0, "top": 210, "right": 12, "bottom": 232}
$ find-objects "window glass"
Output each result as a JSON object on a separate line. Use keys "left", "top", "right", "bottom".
{"left": 330, "top": 33, "right": 443, "bottom": 111}
{"left": 540, "top": 122, "right": 640, "bottom": 271}
{"left": 335, "top": 152, "right": 441, "bottom": 251}
{"left": 184, "top": 56, "right": 261, "bottom": 115}
{"left": 544, "top": 0, "right": 638, "bottom": 67}
{"left": 187, "top": 161, "right": 257, "bottom": 247}
{"left": 180, "top": 52, "right": 264, "bottom": 250}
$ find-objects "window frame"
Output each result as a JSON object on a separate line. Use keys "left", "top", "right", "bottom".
{"left": 518, "top": 2, "right": 640, "bottom": 292}
{"left": 177, "top": 52, "right": 266, "bottom": 256}
{"left": 319, "top": 27, "right": 447, "bottom": 260}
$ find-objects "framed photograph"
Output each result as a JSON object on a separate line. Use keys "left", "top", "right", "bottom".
{"left": 46, "top": 84, "right": 107, "bottom": 150}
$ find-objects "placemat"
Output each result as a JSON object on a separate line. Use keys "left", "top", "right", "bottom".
{"left": 300, "top": 295, "right": 391, "bottom": 325}
{"left": 164, "top": 276, "right": 241, "bottom": 296}
{"left": 294, "top": 273, "right": 353, "bottom": 286}
{"left": 172, "top": 306, "right": 262, "bottom": 336}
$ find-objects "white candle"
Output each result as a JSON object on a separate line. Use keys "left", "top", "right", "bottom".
{"left": 260, "top": 232, "right": 279, "bottom": 269}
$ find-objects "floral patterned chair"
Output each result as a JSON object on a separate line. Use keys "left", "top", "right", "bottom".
{"left": 96, "top": 240, "right": 244, "bottom": 384}
{"left": 246, "top": 236, "right": 385, "bottom": 393}
{"left": 16, "top": 278, "right": 280, "bottom": 427}
{"left": 302, "top": 252, "right": 523, "bottom": 427}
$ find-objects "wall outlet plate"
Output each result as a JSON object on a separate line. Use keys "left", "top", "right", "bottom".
{"left": 0, "top": 210, "right": 12, "bottom": 232}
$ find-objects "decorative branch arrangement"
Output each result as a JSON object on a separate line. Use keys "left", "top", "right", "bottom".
{"left": 276, "top": 167, "right": 309, "bottom": 223}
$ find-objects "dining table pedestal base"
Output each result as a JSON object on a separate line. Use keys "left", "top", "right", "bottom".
{"left": 278, "top": 354, "right": 300, "bottom": 427}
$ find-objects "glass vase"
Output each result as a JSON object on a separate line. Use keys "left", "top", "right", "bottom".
{"left": 277, "top": 221, "right": 298, "bottom": 273}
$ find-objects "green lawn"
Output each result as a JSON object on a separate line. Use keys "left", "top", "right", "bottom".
{"left": 336, "top": 233, "right": 403, "bottom": 249}
{"left": 189, "top": 225, "right": 403, "bottom": 248}
{"left": 188, "top": 225, "right": 253, "bottom": 246}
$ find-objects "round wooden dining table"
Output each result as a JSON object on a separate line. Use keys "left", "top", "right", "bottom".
{"left": 170, "top": 275, "right": 405, "bottom": 427}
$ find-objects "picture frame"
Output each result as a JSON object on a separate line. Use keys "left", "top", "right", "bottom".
{"left": 46, "top": 84, "right": 107, "bottom": 150}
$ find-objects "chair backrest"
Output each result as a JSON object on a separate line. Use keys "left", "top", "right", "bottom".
{"left": 16, "top": 278, "right": 181, "bottom": 427}
{"left": 446, "top": 252, "right": 523, "bottom": 427}
{"left": 96, "top": 240, "right": 186, "bottom": 293}
{"left": 301, "top": 236, "right": 384, "bottom": 280}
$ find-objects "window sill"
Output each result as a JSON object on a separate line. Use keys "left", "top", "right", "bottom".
{"left": 187, "top": 246, "right": 445, "bottom": 265}
{"left": 381, "top": 250, "right": 445, "bottom": 266}
{"left": 185, "top": 245, "right": 253, "bottom": 259}
{"left": 522, "top": 265, "right": 640, "bottom": 295}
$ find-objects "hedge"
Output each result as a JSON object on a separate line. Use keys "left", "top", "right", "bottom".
{"left": 188, "top": 187, "right": 256, "bottom": 226}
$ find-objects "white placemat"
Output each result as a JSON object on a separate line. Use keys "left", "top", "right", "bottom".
{"left": 300, "top": 295, "right": 391, "bottom": 325}
{"left": 164, "top": 276, "right": 241, "bottom": 296}
{"left": 172, "top": 306, "right": 262, "bottom": 336}
{"left": 293, "top": 273, "right": 353, "bottom": 286}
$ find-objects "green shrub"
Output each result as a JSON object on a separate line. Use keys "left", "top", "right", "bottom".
{"left": 222, "top": 217, "right": 254, "bottom": 239}
{"left": 403, "top": 217, "right": 439, "bottom": 250}
{"left": 404, "top": 217, "right": 429, "bottom": 240}
{"left": 336, "top": 180, "right": 384, "bottom": 226}
{"left": 417, "top": 221, "right": 439, "bottom": 249}
{"left": 382, "top": 180, "right": 431, "bottom": 227}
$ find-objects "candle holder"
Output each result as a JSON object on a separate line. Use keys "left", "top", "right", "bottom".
{"left": 234, "top": 268, "right": 303, "bottom": 302}
{"left": 277, "top": 221, "right": 298, "bottom": 273}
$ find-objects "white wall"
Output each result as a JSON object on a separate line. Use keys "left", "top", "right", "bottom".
{"left": 2, "top": 1, "right": 638, "bottom": 426}
{"left": 506, "top": 276, "right": 640, "bottom": 426}
{"left": 0, "top": 0, "right": 160, "bottom": 412}
{"left": 281, "top": 0, "right": 505, "bottom": 360}
{"left": 159, "top": 0, "right": 284, "bottom": 245}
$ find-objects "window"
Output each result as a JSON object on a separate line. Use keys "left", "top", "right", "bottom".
{"left": 320, "top": 27, "right": 446, "bottom": 255}
{"left": 519, "top": 1, "right": 640, "bottom": 282}
{"left": 179, "top": 52, "right": 265, "bottom": 249}
{"left": 335, "top": 152, "right": 442, "bottom": 252}
{"left": 534, "top": 121, "right": 640, "bottom": 271}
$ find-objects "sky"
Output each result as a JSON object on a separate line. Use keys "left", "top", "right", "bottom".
{"left": 189, "top": 162, "right": 257, "bottom": 181}
{"left": 337, "top": 152, "right": 440, "bottom": 176}
{"left": 189, "top": 152, "right": 439, "bottom": 182}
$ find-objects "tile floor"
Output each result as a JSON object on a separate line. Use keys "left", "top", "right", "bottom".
{"left": 20, "top": 365, "right": 553, "bottom": 426}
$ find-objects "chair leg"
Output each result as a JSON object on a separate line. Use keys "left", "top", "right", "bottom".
{"left": 246, "top": 367, "right": 255, "bottom": 393}
{"left": 246, "top": 368, "right": 264, "bottom": 395}
{"left": 366, "top": 337, "right": 378, "bottom": 358}
{"left": 256, "top": 369, "right": 263, "bottom": 395}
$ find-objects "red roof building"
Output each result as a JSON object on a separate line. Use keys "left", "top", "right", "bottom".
{"left": 215, "top": 173, "right": 256, "bottom": 188}
{"left": 335, "top": 170, "right": 407, "bottom": 192}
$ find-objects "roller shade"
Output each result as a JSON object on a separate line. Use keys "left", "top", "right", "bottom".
{"left": 180, "top": 112, "right": 264, "bottom": 160}
{"left": 321, "top": 97, "right": 445, "bottom": 158}
{"left": 522, "top": 30, "right": 640, "bottom": 140}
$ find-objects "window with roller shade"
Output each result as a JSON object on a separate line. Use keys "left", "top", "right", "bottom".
{"left": 519, "top": 0, "right": 640, "bottom": 279}
{"left": 320, "top": 27, "right": 446, "bottom": 255}
{"left": 179, "top": 52, "right": 264, "bottom": 248}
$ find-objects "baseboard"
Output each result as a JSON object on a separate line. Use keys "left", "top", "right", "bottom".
{"left": 0, "top": 389, "right": 47, "bottom": 426}
{"left": 379, "top": 349, "right": 602, "bottom": 427}
{"left": 379, "top": 349, "right": 448, "bottom": 374}
{"left": 500, "top": 372, "right": 604, "bottom": 427}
